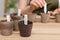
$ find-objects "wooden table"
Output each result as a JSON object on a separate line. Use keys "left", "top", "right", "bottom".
{"left": 0, "top": 22, "right": 60, "bottom": 40}
{"left": 0, "top": 16, "right": 60, "bottom": 40}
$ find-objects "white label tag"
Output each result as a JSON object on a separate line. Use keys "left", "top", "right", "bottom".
{"left": 44, "top": 3, "right": 47, "bottom": 14}
{"left": 59, "top": 0, "right": 60, "bottom": 8}
{"left": 7, "top": 15, "right": 11, "bottom": 22}
{"left": 24, "top": 14, "right": 28, "bottom": 25}
{"left": 18, "top": 9, "right": 21, "bottom": 16}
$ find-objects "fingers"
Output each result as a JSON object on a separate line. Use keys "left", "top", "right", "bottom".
{"left": 30, "top": 0, "right": 46, "bottom": 8}
{"left": 52, "top": 12, "right": 57, "bottom": 15}
{"left": 33, "top": 0, "right": 42, "bottom": 8}
{"left": 51, "top": 9, "right": 58, "bottom": 15}
{"left": 33, "top": 0, "right": 46, "bottom": 8}
{"left": 42, "top": 0, "right": 46, "bottom": 4}
{"left": 30, "top": 1, "right": 39, "bottom": 8}
{"left": 57, "top": 8, "right": 60, "bottom": 12}
{"left": 40, "top": 0, "right": 45, "bottom": 6}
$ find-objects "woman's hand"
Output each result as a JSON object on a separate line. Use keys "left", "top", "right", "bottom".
{"left": 30, "top": 0, "right": 46, "bottom": 9}
{"left": 51, "top": 8, "right": 60, "bottom": 15}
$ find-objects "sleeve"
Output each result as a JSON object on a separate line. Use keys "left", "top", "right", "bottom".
{"left": 32, "top": 0, "right": 58, "bottom": 15}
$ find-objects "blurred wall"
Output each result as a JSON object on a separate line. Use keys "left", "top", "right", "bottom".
{"left": 0, "top": 0, "right": 4, "bottom": 17}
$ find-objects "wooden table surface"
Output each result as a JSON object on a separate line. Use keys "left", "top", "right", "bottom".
{"left": 0, "top": 23, "right": 60, "bottom": 40}
{"left": 0, "top": 16, "right": 60, "bottom": 40}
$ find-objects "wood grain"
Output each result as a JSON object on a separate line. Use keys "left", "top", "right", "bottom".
{"left": 0, "top": 17, "right": 60, "bottom": 40}
{"left": 0, "top": 23, "right": 60, "bottom": 40}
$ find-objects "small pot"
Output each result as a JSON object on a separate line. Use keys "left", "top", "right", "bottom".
{"left": 55, "top": 13, "right": 60, "bottom": 23}
{"left": 0, "top": 20, "right": 13, "bottom": 36}
{"left": 13, "top": 20, "right": 19, "bottom": 31}
{"left": 10, "top": 13, "right": 23, "bottom": 31}
{"left": 41, "top": 13, "right": 50, "bottom": 23}
{"left": 18, "top": 21, "right": 33, "bottom": 37}
{"left": 28, "top": 13, "right": 36, "bottom": 22}
{"left": 10, "top": 13, "right": 20, "bottom": 20}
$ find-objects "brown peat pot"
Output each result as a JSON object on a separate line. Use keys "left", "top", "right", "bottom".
{"left": 55, "top": 13, "right": 60, "bottom": 23}
{"left": 28, "top": 13, "right": 36, "bottom": 22}
{"left": 18, "top": 21, "right": 33, "bottom": 37}
{"left": 13, "top": 20, "right": 19, "bottom": 31}
{"left": 10, "top": 13, "right": 23, "bottom": 31}
{"left": 10, "top": 13, "right": 20, "bottom": 20}
{"left": 41, "top": 13, "right": 50, "bottom": 23}
{"left": 0, "top": 20, "right": 13, "bottom": 36}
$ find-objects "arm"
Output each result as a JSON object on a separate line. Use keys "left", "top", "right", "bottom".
{"left": 18, "top": 0, "right": 46, "bottom": 15}
{"left": 18, "top": 0, "right": 36, "bottom": 15}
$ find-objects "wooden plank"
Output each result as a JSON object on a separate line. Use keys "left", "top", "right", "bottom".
{"left": 0, "top": 23, "right": 60, "bottom": 40}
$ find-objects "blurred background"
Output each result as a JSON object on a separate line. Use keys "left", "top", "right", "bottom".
{"left": 0, "top": 0, "right": 5, "bottom": 17}
{"left": 0, "top": 0, "right": 18, "bottom": 16}
{"left": 1, "top": 0, "right": 60, "bottom": 40}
